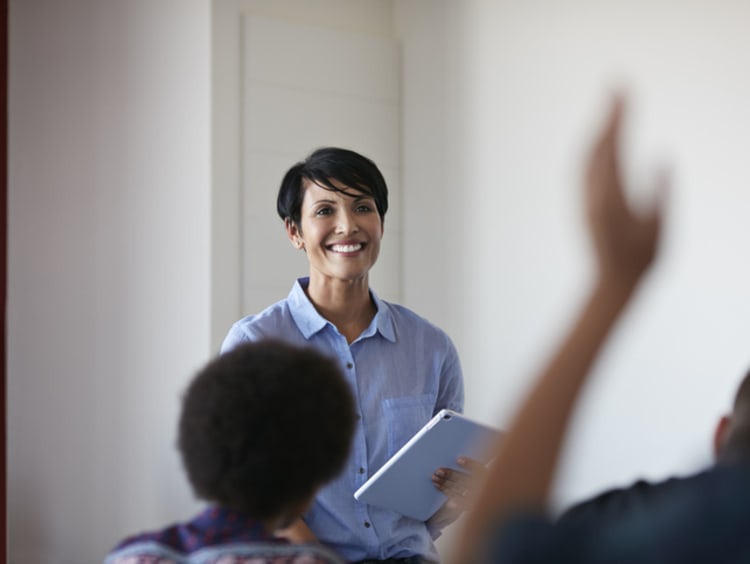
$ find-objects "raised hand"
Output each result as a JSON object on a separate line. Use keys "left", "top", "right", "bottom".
{"left": 586, "top": 95, "right": 666, "bottom": 290}
{"left": 450, "top": 93, "right": 669, "bottom": 564}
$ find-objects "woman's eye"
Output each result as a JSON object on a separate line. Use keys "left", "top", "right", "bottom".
{"left": 315, "top": 207, "right": 332, "bottom": 216}
{"left": 356, "top": 204, "right": 373, "bottom": 213}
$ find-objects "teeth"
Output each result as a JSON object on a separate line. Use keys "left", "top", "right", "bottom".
{"left": 331, "top": 243, "right": 362, "bottom": 253}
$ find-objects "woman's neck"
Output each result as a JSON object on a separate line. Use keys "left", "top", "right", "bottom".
{"left": 305, "top": 275, "right": 376, "bottom": 343}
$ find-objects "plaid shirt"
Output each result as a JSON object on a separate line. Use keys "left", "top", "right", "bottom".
{"left": 104, "top": 506, "right": 344, "bottom": 564}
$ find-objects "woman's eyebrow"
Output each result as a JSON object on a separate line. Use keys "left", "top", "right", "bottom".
{"left": 311, "top": 197, "right": 337, "bottom": 204}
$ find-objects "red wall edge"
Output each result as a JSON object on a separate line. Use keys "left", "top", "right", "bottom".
{"left": 1, "top": 0, "right": 8, "bottom": 559}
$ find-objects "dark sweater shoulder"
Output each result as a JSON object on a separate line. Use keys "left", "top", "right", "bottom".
{"left": 557, "top": 473, "right": 701, "bottom": 527}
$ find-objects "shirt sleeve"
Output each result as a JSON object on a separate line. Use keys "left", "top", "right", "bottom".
{"left": 219, "top": 322, "right": 252, "bottom": 354}
{"left": 435, "top": 334, "right": 464, "bottom": 415}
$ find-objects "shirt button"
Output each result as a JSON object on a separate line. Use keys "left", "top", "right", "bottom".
{"left": 359, "top": 467, "right": 365, "bottom": 474}
{"left": 364, "top": 521, "right": 371, "bottom": 528}
{"left": 346, "top": 363, "right": 353, "bottom": 369}
{"left": 356, "top": 414, "right": 362, "bottom": 420}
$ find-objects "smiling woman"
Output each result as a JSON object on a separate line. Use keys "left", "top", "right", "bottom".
{"left": 219, "top": 147, "right": 469, "bottom": 564}
{"left": 286, "top": 181, "right": 383, "bottom": 324}
{"left": 280, "top": 148, "right": 388, "bottom": 321}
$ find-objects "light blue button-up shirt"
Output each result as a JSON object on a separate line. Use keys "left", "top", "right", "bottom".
{"left": 221, "top": 278, "right": 464, "bottom": 562}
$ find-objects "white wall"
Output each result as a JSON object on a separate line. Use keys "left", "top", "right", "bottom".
{"left": 11, "top": 0, "right": 750, "bottom": 562}
{"left": 239, "top": 13, "right": 401, "bottom": 319}
{"left": 8, "top": 1, "right": 211, "bottom": 562}
{"left": 398, "top": 0, "right": 750, "bottom": 513}
{"left": 395, "top": 0, "right": 463, "bottom": 336}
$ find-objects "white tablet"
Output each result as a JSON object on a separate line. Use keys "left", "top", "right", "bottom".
{"left": 353, "top": 409, "right": 502, "bottom": 521}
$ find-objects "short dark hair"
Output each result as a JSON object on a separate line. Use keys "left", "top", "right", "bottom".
{"left": 277, "top": 147, "right": 389, "bottom": 226}
{"left": 719, "top": 369, "right": 750, "bottom": 465}
{"left": 177, "top": 340, "right": 356, "bottom": 520}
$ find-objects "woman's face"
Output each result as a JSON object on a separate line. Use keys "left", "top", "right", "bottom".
{"left": 286, "top": 178, "right": 384, "bottom": 285}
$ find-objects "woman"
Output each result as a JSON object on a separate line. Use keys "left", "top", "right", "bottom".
{"left": 221, "top": 147, "right": 468, "bottom": 564}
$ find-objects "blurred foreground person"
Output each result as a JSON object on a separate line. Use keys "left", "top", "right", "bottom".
{"left": 105, "top": 340, "right": 356, "bottom": 564}
{"left": 454, "top": 96, "right": 750, "bottom": 563}
{"left": 558, "top": 368, "right": 750, "bottom": 529}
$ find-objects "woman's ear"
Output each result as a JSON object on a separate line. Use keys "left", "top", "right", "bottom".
{"left": 285, "top": 217, "right": 304, "bottom": 250}
{"left": 713, "top": 414, "right": 732, "bottom": 460}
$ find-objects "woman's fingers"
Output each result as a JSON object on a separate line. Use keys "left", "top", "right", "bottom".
{"left": 432, "top": 457, "right": 488, "bottom": 510}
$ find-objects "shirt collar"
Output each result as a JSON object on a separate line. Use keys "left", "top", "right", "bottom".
{"left": 289, "top": 277, "right": 396, "bottom": 343}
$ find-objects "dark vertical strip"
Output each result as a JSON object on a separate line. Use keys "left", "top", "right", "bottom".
{"left": 0, "top": 0, "right": 7, "bottom": 559}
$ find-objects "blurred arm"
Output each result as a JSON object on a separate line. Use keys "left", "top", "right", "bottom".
{"left": 452, "top": 95, "right": 666, "bottom": 562}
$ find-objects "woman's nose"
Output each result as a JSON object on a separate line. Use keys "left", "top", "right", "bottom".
{"left": 335, "top": 209, "right": 359, "bottom": 234}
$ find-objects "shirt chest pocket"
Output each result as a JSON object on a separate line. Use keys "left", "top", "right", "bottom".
{"left": 382, "top": 394, "right": 434, "bottom": 456}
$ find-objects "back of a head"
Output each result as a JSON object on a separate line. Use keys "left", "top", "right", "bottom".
{"left": 276, "top": 146, "right": 389, "bottom": 225}
{"left": 718, "top": 369, "right": 750, "bottom": 465}
{"left": 177, "top": 340, "right": 356, "bottom": 520}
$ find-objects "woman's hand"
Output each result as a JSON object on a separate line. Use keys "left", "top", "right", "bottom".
{"left": 428, "top": 457, "right": 487, "bottom": 528}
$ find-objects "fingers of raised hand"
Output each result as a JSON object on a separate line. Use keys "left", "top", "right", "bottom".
{"left": 586, "top": 94, "right": 667, "bottom": 283}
